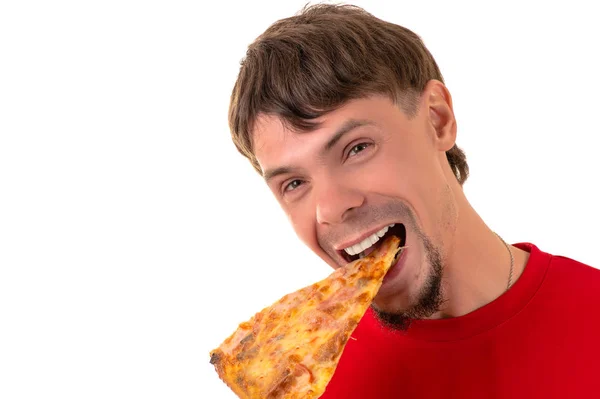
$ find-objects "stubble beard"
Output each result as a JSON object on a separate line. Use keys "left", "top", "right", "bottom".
{"left": 372, "top": 233, "right": 445, "bottom": 332}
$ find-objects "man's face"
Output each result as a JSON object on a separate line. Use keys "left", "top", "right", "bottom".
{"left": 253, "top": 89, "right": 458, "bottom": 322}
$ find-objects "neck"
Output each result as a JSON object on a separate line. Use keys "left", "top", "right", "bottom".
{"left": 429, "top": 196, "right": 529, "bottom": 320}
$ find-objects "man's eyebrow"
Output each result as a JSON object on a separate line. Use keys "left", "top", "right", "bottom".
{"left": 321, "top": 119, "right": 375, "bottom": 155}
{"left": 262, "top": 119, "right": 375, "bottom": 183}
{"left": 263, "top": 166, "right": 293, "bottom": 183}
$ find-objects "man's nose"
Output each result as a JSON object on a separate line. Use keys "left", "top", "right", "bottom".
{"left": 315, "top": 181, "right": 365, "bottom": 225}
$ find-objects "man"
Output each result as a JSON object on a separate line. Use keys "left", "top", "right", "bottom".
{"left": 226, "top": 3, "right": 600, "bottom": 398}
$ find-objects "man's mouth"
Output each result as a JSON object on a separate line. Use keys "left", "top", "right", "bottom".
{"left": 340, "top": 223, "right": 407, "bottom": 263}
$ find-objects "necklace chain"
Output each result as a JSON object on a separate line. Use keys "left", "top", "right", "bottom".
{"left": 495, "top": 233, "right": 514, "bottom": 291}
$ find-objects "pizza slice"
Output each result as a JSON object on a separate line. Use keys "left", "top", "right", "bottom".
{"left": 209, "top": 235, "right": 403, "bottom": 399}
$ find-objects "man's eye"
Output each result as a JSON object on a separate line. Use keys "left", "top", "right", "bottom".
{"left": 348, "top": 142, "right": 371, "bottom": 157}
{"left": 284, "top": 179, "right": 303, "bottom": 192}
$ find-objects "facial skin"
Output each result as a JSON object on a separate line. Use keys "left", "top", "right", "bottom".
{"left": 253, "top": 80, "right": 529, "bottom": 328}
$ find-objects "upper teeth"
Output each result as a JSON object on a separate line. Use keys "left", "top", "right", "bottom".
{"left": 344, "top": 224, "right": 394, "bottom": 256}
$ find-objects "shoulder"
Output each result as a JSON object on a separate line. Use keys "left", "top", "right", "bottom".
{"left": 516, "top": 242, "right": 600, "bottom": 301}
{"left": 549, "top": 253, "right": 600, "bottom": 285}
{"left": 518, "top": 242, "right": 600, "bottom": 281}
{"left": 538, "top": 246, "right": 600, "bottom": 304}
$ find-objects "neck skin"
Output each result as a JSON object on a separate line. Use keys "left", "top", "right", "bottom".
{"left": 429, "top": 170, "right": 530, "bottom": 320}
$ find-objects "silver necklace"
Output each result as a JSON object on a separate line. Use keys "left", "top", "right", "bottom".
{"left": 495, "top": 233, "right": 514, "bottom": 291}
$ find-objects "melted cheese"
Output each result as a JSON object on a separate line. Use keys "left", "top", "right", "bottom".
{"left": 210, "top": 235, "right": 401, "bottom": 399}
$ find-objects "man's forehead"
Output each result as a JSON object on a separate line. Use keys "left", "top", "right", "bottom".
{"left": 252, "top": 97, "right": 378, "bottom": 149}
{"left": 252, "top": 114, "right": 292, "bottom": 150}
{"left": 252, "top": 114, "right": 313, "bottom": 175}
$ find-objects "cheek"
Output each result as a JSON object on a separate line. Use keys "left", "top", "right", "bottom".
{"left": 286, "top": 202, "right": 339, "bottom": 269}
{"left": 287, "top": 205, "right": 321, "bottom": 254}
{"left": 352, "top": 149, "right": 408, "bottom": 194}
{"left": 357, "top": 146, "right": 440, "bottom": 234}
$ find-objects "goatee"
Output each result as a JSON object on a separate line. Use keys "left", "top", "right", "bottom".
{"left": 372, "top": 234, "right": 444, "bottom": 331}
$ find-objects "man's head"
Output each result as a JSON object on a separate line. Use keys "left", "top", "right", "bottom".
{"left": 228, "top": 4, "right": 469, "bottom": 329}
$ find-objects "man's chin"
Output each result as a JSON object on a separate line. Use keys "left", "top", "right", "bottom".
{"left": 371, "top": 235, "right": 445, "bottom": 331}
{"left": 370, "top": 272, "right": 444, "bottom": 331}
{"left": 370, "top": 289, "right": 414, "bottom": 318}
{"left": 371, "top": 305, "right": 414, "bottom": 332}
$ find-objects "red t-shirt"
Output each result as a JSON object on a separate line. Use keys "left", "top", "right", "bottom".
{"left": 321, "top": 243, "right": 600, "bottom": 398}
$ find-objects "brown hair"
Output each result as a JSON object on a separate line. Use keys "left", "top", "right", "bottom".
{"left": 229, "top": 3, "right": 469, "bottom": 185}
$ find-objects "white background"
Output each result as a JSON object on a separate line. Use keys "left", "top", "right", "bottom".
{"left": 1, "top": 1, "right": 598, "bottom": 398}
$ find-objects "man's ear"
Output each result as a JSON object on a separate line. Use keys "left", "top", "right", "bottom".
{"left": 424, "top": 79, "right": 457, "bottom": 152}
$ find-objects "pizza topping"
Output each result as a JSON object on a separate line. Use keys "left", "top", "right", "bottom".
{"left": 210, "top": 235, "right": 402, "bottom": 399}
{"left": 209, "top": 352, "right": 221, "bottom": 365}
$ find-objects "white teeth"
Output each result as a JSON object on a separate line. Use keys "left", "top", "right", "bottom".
{"left": 344, "top": 224, "right": 394, "bottom": 256}
{"left": 368, "top": 235, "right": 378, "bottom": 246}
{"left": 377, "top": 223, "right": 393, "bottom": 237}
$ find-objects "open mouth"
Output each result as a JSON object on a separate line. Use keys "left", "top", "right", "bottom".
{"left": 340, "top": 223, "right": 406, "bottom": 263}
